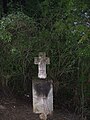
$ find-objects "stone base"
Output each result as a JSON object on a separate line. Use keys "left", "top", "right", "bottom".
{"left": 32, "top": 79, "right": 53, "bottom": 115}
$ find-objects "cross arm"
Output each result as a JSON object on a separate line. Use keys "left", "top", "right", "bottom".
{"left": 34, "top": 57, "right": 40, "bottom": 64}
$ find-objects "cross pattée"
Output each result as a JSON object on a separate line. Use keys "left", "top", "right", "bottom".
{"left": 34, "top": 52, "right": 50, "bottom": 79}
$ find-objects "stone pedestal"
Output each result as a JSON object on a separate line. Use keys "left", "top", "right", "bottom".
{"left": 32, "top": 79, "right": 53, "bottom": 117}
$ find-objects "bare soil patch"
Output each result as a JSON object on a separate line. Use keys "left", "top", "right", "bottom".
{"left": 0, "top": 96, "right": 80, "bottom": 120}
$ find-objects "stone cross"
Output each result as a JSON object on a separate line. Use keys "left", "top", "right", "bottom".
{"left": 34, "top": 52, "right": 50, "bottom": 79}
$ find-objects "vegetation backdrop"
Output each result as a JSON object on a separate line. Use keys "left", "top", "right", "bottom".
{"left": 0, "top": 0, "right": 90, "bottom": 119}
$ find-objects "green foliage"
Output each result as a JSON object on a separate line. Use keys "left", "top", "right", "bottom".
{"left": 0, "top": 12, "right": 37, "bottom": 93}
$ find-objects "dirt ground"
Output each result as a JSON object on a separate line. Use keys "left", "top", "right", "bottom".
{"left": 0, "top": 96, "right": 81, "bottom": 120}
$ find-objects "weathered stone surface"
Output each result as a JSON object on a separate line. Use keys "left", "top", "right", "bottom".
{"left": 32, "top": 80, "right": 53, "bottom": 115}
{"left": 34, "top": 52, "right": 50, "bottom": 79}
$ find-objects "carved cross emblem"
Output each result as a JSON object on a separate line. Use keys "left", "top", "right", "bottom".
{"left": 34, "top": 52, "right": 50, "bottom": 79}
